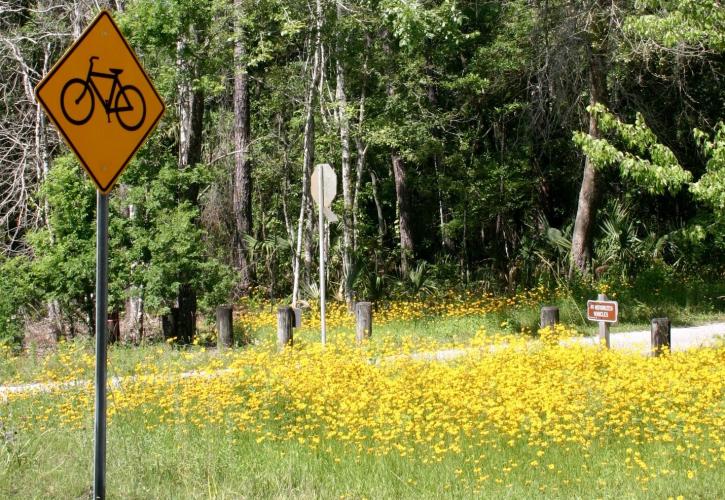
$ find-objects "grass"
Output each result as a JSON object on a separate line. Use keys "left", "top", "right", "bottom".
{"left": 2, "top": 284, "right": 724, "bottom": 498}
{"left": 0, "top": 339, "right": 225, "bottom": 386}
{"left": 2, "top": 328, "right": 724, "bottom": 498}
{"left": 2, "top": 421, "right": 722, "bottom": 499}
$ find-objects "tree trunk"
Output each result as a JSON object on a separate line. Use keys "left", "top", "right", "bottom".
{"left": 336, "top": 1, "right": 353, "bottom": 305}
{"left": 292, "top": 7, "right": 323, "bottom": 305}
{"left": 352, "top": 134, "right": 367, "bottom": 250}
{"left": 382, "top": 33, "right": 414, "bottom": 275}
{"left": 172, "top": 29, "right": 205, "bottom": 342}
{"left": 369, "top": 169, "right": 386, "bottom": 249}
{"left": 424, "top": 58, "right": 453, "bottom": 254}
{"left": 351, "top": 35, "right": 370, "bottom": 252}
{"left": 233, "top": 1, "right": 253, "bottom": 293}
{"left": 391, "top": 152, "right": 414, "bottom": 275}
{"left": 126, "top": 294, "right": 143, "bottom": 343}
{"left": 71, "top": 1, "right": 84, "bottom": 38}
{"left": 177, "top": 284, "right": 196, "bottom": 344}
{"left": 433, "top": 157, "right": 454, "bottom": 252}
{"left": 291, "top": 75, "right": 315, "bottom": 305}
{"left": 124, "top": 200, "right": 144, "bottom": 342}
{"left": 570, "top": 37, "right": 609, "bottom": 277}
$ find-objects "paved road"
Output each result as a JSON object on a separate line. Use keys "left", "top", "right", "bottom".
{"left": 568, "top": 322, "right": 725, "bottom": 353}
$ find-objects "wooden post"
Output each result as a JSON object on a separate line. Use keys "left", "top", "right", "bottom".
{"left": 293, "top": 307, "right": 302, "bottom": 328}
{"left": 107, "top": 308, "right": 120, "bottom": 344}
{"left": 162, "top": 307, "right": 179, "bottom": 340}
{"left": 277, "top": 306, "right": 294, "bottom": 348}
{"left": 597, "top": 293, "right": 610, "bottom": 348}
{"left": 355, "top": 302, "right": 372, "bottom": 343}
{"left": 216, "top": 305, "right": 233, "bottom": 349}
{"left": 651, "top": 317, "right": 671, "bottom": 356}
{"left": 540, "top": 306, "right": 559, "bottom": 329}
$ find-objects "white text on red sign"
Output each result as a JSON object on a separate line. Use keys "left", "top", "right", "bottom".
{"left": 586, "top": 300, "right": 619, "bottom": 323}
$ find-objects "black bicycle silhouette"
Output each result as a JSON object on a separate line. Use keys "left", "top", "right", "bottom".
{"left": 60, "top": 56, "right": 146, "bottom": 131}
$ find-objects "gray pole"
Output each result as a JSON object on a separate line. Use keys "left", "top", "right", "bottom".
{"left": 94, "top": 192, "right": 108, "bottom": 499}
{"left": 319, "top": 168, "right": 326, "bottom": 345}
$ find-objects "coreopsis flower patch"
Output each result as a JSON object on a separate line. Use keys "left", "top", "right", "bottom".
{"left": 2, "top": 328, "right": 723, "bottom": 496}
{"left": 240, "top": 286, "right": 549, "bottom": 331}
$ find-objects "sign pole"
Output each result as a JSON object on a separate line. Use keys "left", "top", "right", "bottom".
{"left": 597, "top": 293, "right": 610, "bottom": 348}
{"left": 93, "top": 191, "right": 108, "bottom": 500}
{"left": 33, "top": 12, "right": 165, "bottom": 499}
{"left": 319, "top": 170, "right": 326, "bottom": 345}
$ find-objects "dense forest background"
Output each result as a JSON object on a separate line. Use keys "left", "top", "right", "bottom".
{"left": 0, "top": 0, "right": 723, "bottom": 345}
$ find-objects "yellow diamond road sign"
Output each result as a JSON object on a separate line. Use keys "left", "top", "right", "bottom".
{"left": 35, "top": 10, "right": 165, "bottom": 194}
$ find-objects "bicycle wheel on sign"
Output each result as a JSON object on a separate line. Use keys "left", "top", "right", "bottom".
{"left": 60, "top": 78, "right": 94, "bottom": 125}
{"left": 115, "top": 85, "right": 146, "bottom": 131}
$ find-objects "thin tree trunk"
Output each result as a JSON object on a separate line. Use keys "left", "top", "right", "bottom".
{"left": 351, "top": 36, "right": 370, "bottom": 252}
{"left": 127, "top": 294, "right": 143, "bottom": 342}
{"left": 233, "top": 0, "right": 253, "bottom": 293}
{"left": 433, "top": 157, "right": 453, "bottom": 252}
{"left": 570, "top": 37, "right": 609, "bottom": 277}
{"left": 173, "top": 29, "right": 204, "bottom": 343}
{"left": 369, "top": 170, "right": 386, "bottom": 246}
{"left": 391, "top": 152, "right": 414, "bottom": 275}
{"left": 71, "top": 1, "right": 84, "bottom": 38}
{"left": 382, "top": 34, "right": 414, "bottom": 275}
{"left": 336, "top": 1, "right": 353, "bottom": 305}
{"left": 352, "top": 135, "right": 367, "bottom": 250}
{"left": 425, "top": 54, "right": 453, "bottom": 254}
{"left": 292, "top": 6, "right": 323, "bottom": 305}
{"left": 126, "top": 201, "right": 144, "bottom": 342}
{"left": 36, "top": 45, "right": 63, "bottom": 339}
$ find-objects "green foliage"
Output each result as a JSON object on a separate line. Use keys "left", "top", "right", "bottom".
{"left": 625, "top": 1, "right": 725, "bottom": 51}
{"left": 595, "top": 201, "right": 645, "bottom": 272}
{"left": 121, "top": 143, "right": 236, "bottom": 316}
{"left": 691, "top": 124, "right": 725, "bottom": 213}
{"left": 3, "top": 0, "right": 725, "bottom": 343}
{"left": 0, "top": 256, "right": 37, "bottom": 346}
{"left": 11, "top": 145, "right": 235, "bottom": 337}
{"left": 573, "top": 104, "right": 692, "bottom": 194}
{"left": 27, "top": 155, "right": 97, "bottom": 326}
{"left": 406, "top": 261, "right": 436, "bottom": 296}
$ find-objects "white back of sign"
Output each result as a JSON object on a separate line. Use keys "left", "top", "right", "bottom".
{"left": 311, "top": 163, "right": 337, "bottom": 208}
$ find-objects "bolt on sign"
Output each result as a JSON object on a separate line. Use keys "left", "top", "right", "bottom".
{"left": 35, "top": 10, "right": 165, "bottom": 193}
{"left": 587, "top": 300, "right": 619, "bottom": 323}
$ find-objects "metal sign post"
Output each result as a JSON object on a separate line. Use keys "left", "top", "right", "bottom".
{"left": 318, "top": 171, "right": 326, "bottom": 345}
{"left": 311, "top": 164, "right": 338, "bottom": 346}
{"left": 94, "top": 192, "right": 108, "bottom": 499}
{"left": 34, "top": 11, "right": 165, "bottom": 499}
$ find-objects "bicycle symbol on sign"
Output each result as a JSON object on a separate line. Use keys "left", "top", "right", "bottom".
{"left": 60, "top": 56, "right": 146, "bottom": 131}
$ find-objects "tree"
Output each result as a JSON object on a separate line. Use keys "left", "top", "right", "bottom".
{"left": 232, "top": 0, "right": 253, "bottom": 294}
{"left": 291, "top": 0, "right": 324, "bottom": 305}
{"left": 568, "top": 0, "right": 725, "bottom": 275}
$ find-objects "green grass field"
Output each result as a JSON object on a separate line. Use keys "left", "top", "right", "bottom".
{"left": 2, "top": 419, "right": 723, "bottom": 499}
{"left": 2, "top": 292, "right": 724, "bottom": 498}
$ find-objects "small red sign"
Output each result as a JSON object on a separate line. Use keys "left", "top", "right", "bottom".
{"left": 587, "top": 300, "right": 618, "bottom": 323}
